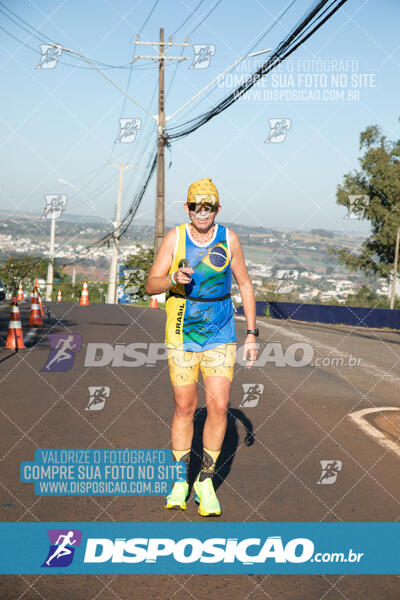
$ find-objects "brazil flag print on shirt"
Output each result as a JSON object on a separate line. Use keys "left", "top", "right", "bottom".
{"left": 165, "top": 224, "right": 237, "bottom": 351}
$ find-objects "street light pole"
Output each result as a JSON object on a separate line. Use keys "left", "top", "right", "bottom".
{"left": 46, "top": 216, "right": 56, "bottom": 301}
{"left": 107, "top": 163, "right": 137, "bottom": 305}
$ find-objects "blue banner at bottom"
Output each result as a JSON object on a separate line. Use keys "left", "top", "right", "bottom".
{"left": 0, "top": 522, "right": 398, "bottom": 574}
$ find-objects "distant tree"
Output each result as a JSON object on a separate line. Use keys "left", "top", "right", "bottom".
{"left": 311, "top": 229, "right": 334, "bottom": 238}
{"left": 0, "top": 256, "right": 49, "bottom": 296}
{"left": 331, "top": 122, "right": 400, "bottom": 280}
{"left": 124, "top": 247, "right": 155, "bottom": 299}
{"left": 344, "top": 285, "right": 399, "bottom": 309}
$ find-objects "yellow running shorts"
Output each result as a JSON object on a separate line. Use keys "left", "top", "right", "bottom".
{"left": 167, "top": 342, "right": 236, "bottom": 386}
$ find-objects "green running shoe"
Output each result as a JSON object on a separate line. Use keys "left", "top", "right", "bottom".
{"left": 164, "top": 481, "right": 189, "bottom": 511}
{"left": 193, "top": 478, "right": 221, "bottom": 517}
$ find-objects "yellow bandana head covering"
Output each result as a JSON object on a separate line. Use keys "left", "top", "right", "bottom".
{"left": 187, "top": 177, "right": 219, "bottom": 206}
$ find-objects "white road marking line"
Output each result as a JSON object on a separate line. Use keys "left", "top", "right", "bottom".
{"left": 235, "top": 316, "right": 400, "bottom": 386}
{"left": 349, "top": 407, "right": 400, "bottom": 458}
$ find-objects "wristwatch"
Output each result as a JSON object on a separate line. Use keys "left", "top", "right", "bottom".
{"left": 247, "top": 329, "right": 259, "bottom": 337}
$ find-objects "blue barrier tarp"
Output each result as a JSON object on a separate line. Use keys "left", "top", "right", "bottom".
{"left": 237, "top": 301, "right": 400, "bottom": 330}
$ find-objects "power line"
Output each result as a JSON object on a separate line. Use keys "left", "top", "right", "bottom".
{"left": 169, "top": 0, "right": 299, "bottom": 126}
{"left": 245, "top": 0, "right": 298, "bottom": 56}
{"left": 138, "top": 0, "right": 161, "bottom": 34}
{"left": 116, "top": 0, "right": 348, "bottom": 247}
{"left": 61, "top": 146, "right": 157, "bottom": 266}
{"left": 189, "top": 0, "right": 224, "bottom": 35}
{"left": 0, "top": 3, "right": 159, "bottom": 71}
{"left": 171, "top": 0, "right": 207, "bottom": 37}
{"left": 166, "top": 0, "right": 348, "bottom": 141}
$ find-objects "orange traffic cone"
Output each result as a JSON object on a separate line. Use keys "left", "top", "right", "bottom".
{"left": 35, "top": 280, "right": 44, "bottom": 316}
{"left": 149, "top": 296, "right": 159, "bottom": 309}
{"left": 5, "top": 299, "right": 26, "bottom": 350}
{"left": 29, "top": 287, "right": 43, "bottom": 326}
{"left": 80, "top": 280, "right": 89, "bottom": 306}
{"left": 57, "top": 289, "right": 62, "bottom": 302}
{"left": 16, "top": 282, "right": 24, "bottom": 302}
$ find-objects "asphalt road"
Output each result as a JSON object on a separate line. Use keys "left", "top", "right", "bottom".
{"left": 0, "top": 300, "right": 399, "bottom": 599}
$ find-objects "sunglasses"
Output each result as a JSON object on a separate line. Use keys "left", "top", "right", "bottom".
{"left": 187, "top": 202, "right": 218, "bottom": 213}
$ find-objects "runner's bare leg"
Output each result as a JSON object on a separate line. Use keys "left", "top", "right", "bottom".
{"left": 171, "top": 383, "right": 198, "bottom": 450}
{"left": 203, "top": 376, "right": 231, "bottom": 450}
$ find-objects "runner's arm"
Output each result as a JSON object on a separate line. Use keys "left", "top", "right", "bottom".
{"left": 145, "top": 229, "right": 177, "bottom": 295}
{"left": 230, "top": 229, "right": 258, "bottom": 367}
{"left": 230, "top": 230, "right": 256, "bottom": 330}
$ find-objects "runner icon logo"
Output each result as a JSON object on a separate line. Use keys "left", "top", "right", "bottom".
{"left": 275, "top": 269, "right": 298, "bottom": 294}
{"left": 317, "top": 460, "right": 342, "bottom": 485}
{"left": 265, "top": 118, "right": 292, "bottom": 143}
{"left": 345, "top": 195, "right": 370, "bottom": 220}
{"left": 239, "top": 384, "right": 264, "bottom": 408}
{"left": 41, "top": 333, "right": 82, "bottom": 372}
{"left": 86, "top": 386, "right": 110, "bottom": 411}
{"left": 190, "top": 44, "right": 216, "bottom": 69}
{"left": 115, "top": 118, "right": 142, "bottom": 143}
{"left": 42, "top": 529, "right": 82, "bottom": 568}
{"left": 36, "top": 44, "right": 62, "bottom": 69}
{"left": 43, "top": 194, "right": 67, "bottom": 219}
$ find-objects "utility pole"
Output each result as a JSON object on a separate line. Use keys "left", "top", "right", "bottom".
{"left": 156, "top": 28, "right": 165, "bottom": 254}
{"left": 390, "top": 226, "right": 400, "bottom": 309}
{"left": 107, "top": 163, "right": 137, "bottom": 304}
{"left": 46, "top": 216, "right": 56, "bottom": 302}
{"left": 134, "top": 31, "right": 188, "bottom": 252}
{"left": 43, "top": 194, "right": 67, "bottom": 301}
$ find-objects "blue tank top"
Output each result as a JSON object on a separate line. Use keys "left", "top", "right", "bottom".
{"left": 165, "top": 223, "right": 237, "bottom": 351}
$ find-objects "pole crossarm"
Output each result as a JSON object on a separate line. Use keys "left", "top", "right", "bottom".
{"left": 132, "top": 35, "right": 189, "bottom": 65}
{"left": 133, "top": 55, "right": 187, "bottom": 61}
{"left": 134, "top": 40, "right": 189, "bottom": 46}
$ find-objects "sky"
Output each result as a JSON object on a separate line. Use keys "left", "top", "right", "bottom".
{"left": 0, "top": 0, "right": 399, "bottom": 238}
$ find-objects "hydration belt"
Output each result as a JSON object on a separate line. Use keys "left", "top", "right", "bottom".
{"left": 168, "top": 291, "right": 231, "bottom": 303}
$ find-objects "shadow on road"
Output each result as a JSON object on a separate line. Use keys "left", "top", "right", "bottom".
{"left": 189, "top": 407, "right": 255, "bottom": 491}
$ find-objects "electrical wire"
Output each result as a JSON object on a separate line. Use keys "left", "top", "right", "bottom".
{"left": 0, "top": 2, "right": 158, "bottom": 71}
{"left": 111, "top": 0, "right": 348, "bottom": 247}
{"left": 166, "top": 0, "right": 348, "bottom": 141}
{"left": 245, "top": 0, "right": 298, "bottom": 56}
{"left": 171, "top": 0, "right": 207, "bottom": 37}
{"left": 189, "top": 0, "right": 224, "bottom": 35}
{"left": 166, "top": 0, "right": 299, "bottom": 126}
